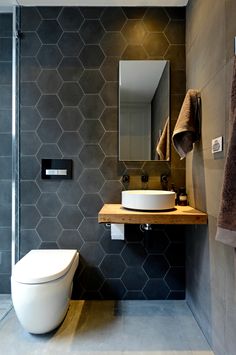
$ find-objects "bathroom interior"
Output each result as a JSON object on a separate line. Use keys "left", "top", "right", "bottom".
{"left": 0, "top": 0, "right": 236, "bottom": 354}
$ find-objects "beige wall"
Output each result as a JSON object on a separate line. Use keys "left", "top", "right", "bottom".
{"left": 186, "top": 0, "right": 236, "bottom": 354}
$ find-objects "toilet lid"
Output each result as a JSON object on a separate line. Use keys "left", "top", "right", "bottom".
{"left": 12, "top": 249, "right": 78, "bottom": 284}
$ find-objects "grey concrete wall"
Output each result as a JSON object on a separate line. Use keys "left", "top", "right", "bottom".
{"left": 185, "top": 0, "right": 236, "bottom": 354}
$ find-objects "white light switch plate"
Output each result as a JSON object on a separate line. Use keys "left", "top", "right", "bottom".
{"left": 212, "top": 136, "right": 223, "bottom": 153}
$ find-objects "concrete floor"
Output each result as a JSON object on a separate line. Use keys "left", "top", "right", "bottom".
{"left": 0, "top": 297, "right": 214, "bottom": 355}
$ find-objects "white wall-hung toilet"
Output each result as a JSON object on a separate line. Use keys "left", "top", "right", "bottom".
{"left": 11, "top": 249, "right": 79, "bottom": 334}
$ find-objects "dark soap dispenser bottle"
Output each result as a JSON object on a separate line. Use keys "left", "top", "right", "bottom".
{"left": 178, "top": 187, "right": 188, "bottom": 206}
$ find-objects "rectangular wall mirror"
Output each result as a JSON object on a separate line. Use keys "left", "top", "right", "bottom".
{"left": 119, "top": 60, "right": 170, "bottom": 161}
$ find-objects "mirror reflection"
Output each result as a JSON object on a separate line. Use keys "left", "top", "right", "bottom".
{"left": 119, "top": 60, "right": 170, "bottom": 161}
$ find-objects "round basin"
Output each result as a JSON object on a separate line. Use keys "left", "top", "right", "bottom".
{"left": 122, "top": 190, "right": 175, "bottom": 211}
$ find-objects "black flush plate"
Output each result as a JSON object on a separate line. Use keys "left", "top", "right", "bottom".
{"left": 41, "top": 159, "right": 73, "bottom": 180}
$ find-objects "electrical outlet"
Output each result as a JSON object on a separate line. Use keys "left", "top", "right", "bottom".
{"left": 212, "top": 136, "right": 223, "bottom": 154}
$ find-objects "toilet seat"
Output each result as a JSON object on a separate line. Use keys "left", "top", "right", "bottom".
{"left": 12, "top": 249, "right": 78, "bottom": 284}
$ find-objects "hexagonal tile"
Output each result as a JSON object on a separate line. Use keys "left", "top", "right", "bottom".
{"left": 165, "top": 267, "right": 185, "bottom": 290}
{"left": 80, "top": 267, "right": 104, "bottom": 291}
{"left": 58, "top": 57, "right": 83, "bottom": 82}
{"left": 79, "top": 144, "right": 104, "bottom": 168}
{"left": 58, "top": 230, "right": 83, "bottom": 249}
{"left": 37, "top": 70, "right": 62, "bottom": 93}
{"left": 37, "top": 45, "right": 62, "bottom": 69}
{"left": 58, "top": 7, "right": 83, "bottom": 31}
{"left": 79, "top": 120, "right": 104, "bottom": 144}
{"left": 122, "top": 20, "right": 146, "bottom": 44}
{"left": 37, "top": 7, "right": 61, "bottom": 19}
{"left": 58, "top": 83, "right": 83, "bottom": 106}
{"left": 20, "top": 82, "right": 40, "bottom": 106}
{"left": 39, "top": 242, "right": 59, "bottom": 249}
{"left": 80, "top": 7, "right": 104, "bottom": 19}
{"left": 79, "top": 169, "right": 104, "bottom": 193}
{"left": 80, "top": 242, "right": 104, "bottom": 266}
{"left": 37, "top": 120, "right": 62, "bottom": 143}
{"left": 100, "top": 83, "right": 117, "bottom": 107}
{"left": 20, "top": 156, "right": 40, "bottom": 180}
{"left": 101, "top": 8, "right": 126, "bottom": 31}
{"left": 122, "top": 45, "right": 147, "bottom": 60}
{"left": 165, "top": 45, "right": 185, "bottom": 71}
{"left": 37, "top": 20, "right": 62, "bottom": 44}
{"left": 79, "top": 194, "right": 103, "bottom": 217}
{"left": 21, "top": 205, "right": 41, "bottom": 229}
{"left": 100, "top": 230, "right": 124, "bottom": 254}
{"left": 21, "top": 57, "right": 41, "bottom": 82}
{"left": 57, "top": 132, "right": 83, "bottom": 156}
{"left": 80, "top": 20, "right": 105, "bottom": 44}
{"left": 69, "top": 157, "right": 83, "bottom": 180}
{"left": 100, "top": 32, "right": 126, "bottom": 57}
{"left": 100, "top": 108, "right": 118, "bottom": 131}
{"left": 165, "top": 243, "right": 185, "bottom": 267}
{"left": 79, "top": 45, "right": 105, "bottom": 69}
{"left": 143, "top": 33, "right": 169, "bottom": 57}
{"left": 164, "top": 20, "right": 185, "bottom": 45}
{"left": 79, "top": 95, "right": 104, "bottom": 119}
{"left": 36, "top": 193, "right": 62, "bottom": 217}
{"left": 21, "top": 132, "right": 41, "bottom": 156}
{"left": 100, "top": 131, "right": 117, "bottom": 157}
{"left": 100, "top": 279, "right": 126, "bottom": 299}
{"left": 20, "top": 107, "right": 41, "bottom": 131}
{"left": 99, "top": 180, "right": 122, "bottom": 204}
{"left": 20, "top": 181, "right": 40, "bottom": 204}
{"left": 122, "top": 267, "right": 147, "bottom": 291}
{"left": 124, "top": 291, "right": 145, "bottom": 300}
{"left": 21, "top": 32, "right": 42, "bottom": 57}
{"left": 78, "top": 217, "right": 104, "bottom": 242}
{"left": 20, "top": 229, "right": 41, "bottom": 254}
{"left": 57, "top": 205, "right": 83, "bottom": 229}
{"left": 124, "top": 224, "right": 144, "bottom": 243}
{"left": 122, "top": 7, "right": 146, "bottom": 19}
{"left": 36, "top": 217, "right": 62, "bottom": 241}
{"left": 36, "top": 144, "right": 62, "bottom": 161}
{"left": 58, "top": 107, "right": 83, "bottom": 131}
{"left": 57, "top": 181, "right": 83, "bottom": 204}
{"left": 143, "top": 255, "right": 169, "bottom": 278}
{"left": 100, "top": 157, "right": 125, "bottom": 180}
{"left": 21, "top": 7, "right": 41, "bottom": 31}
{"left": 100, "top": 57, "right": 119, "bottom": 82}
{"left": 58, "top": 33, "right": 83, "bottom": 56}
{"left": 100, "top": 255, "right": 125, "bottom": 278}
{"left": 143, "top": 280, "right": 170, "bottom": 300}
{"left": 36, "top": 175, "right": 62, "bottom": 194}
{"left": 121, "top": 244, "right": 147, "bottom": 267}
{"left": 79, "top": 70, "right": 105, "bottom": 94}
{"left": 143, "top": 8, "right": 169, "bottom": 32}
{"left": 145, "top": 230, "right": 169, "bottom": 253}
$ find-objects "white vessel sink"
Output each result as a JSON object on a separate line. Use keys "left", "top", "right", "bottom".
{"left": 122, "top": 190, "right": 175, "bottom": 211}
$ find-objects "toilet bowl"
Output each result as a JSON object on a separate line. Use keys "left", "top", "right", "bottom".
{"left": 11, "top": 249, "right": 79, "bottom": 334}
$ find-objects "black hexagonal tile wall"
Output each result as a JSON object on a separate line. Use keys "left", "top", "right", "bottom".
{"left": 80, "top": 95, "right": 104, "bottom": 119}
{"left": 37, "top": 70, "right": 62, "bottom": 93}
{"left": 58, "top": 33, "right": 83, "bottom": 57}
{"left": 19, "top": 5, "right": 186, "bottom": 300}
{"left": 58, "top": 57, "right": 83, "bottom": 82}
{"left": 80, "top": 120, "right": 104, "bottom": 143}
{"left": 79, "top": 45, "right": 105, "bottom": 69}
{"left": 58, "top": 107, "right": 83, "bottom": 131}
{"left": 79, "top": 169, "right": 104, "bottom": 193}
{"left": 37, "top": 95, "right": 62, "bottom": 119}
{"left": 58, "top": 7, "right": 83, "bottom": 31}
{"left": 80, "top": 20, "right": 105, "bottom": 44}
{"left": 37, "top": 45, "right": 62, "bottom": 69}
{"left": 37, "top": 20, "right": 62, "bottom": 44}
{"left": 79, "top": 70, "right": 105, "bottom": 94}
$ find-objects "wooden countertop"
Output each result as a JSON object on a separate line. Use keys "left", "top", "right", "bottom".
{"left": 98, "top": 204, "right": 208, "bottom": 225}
